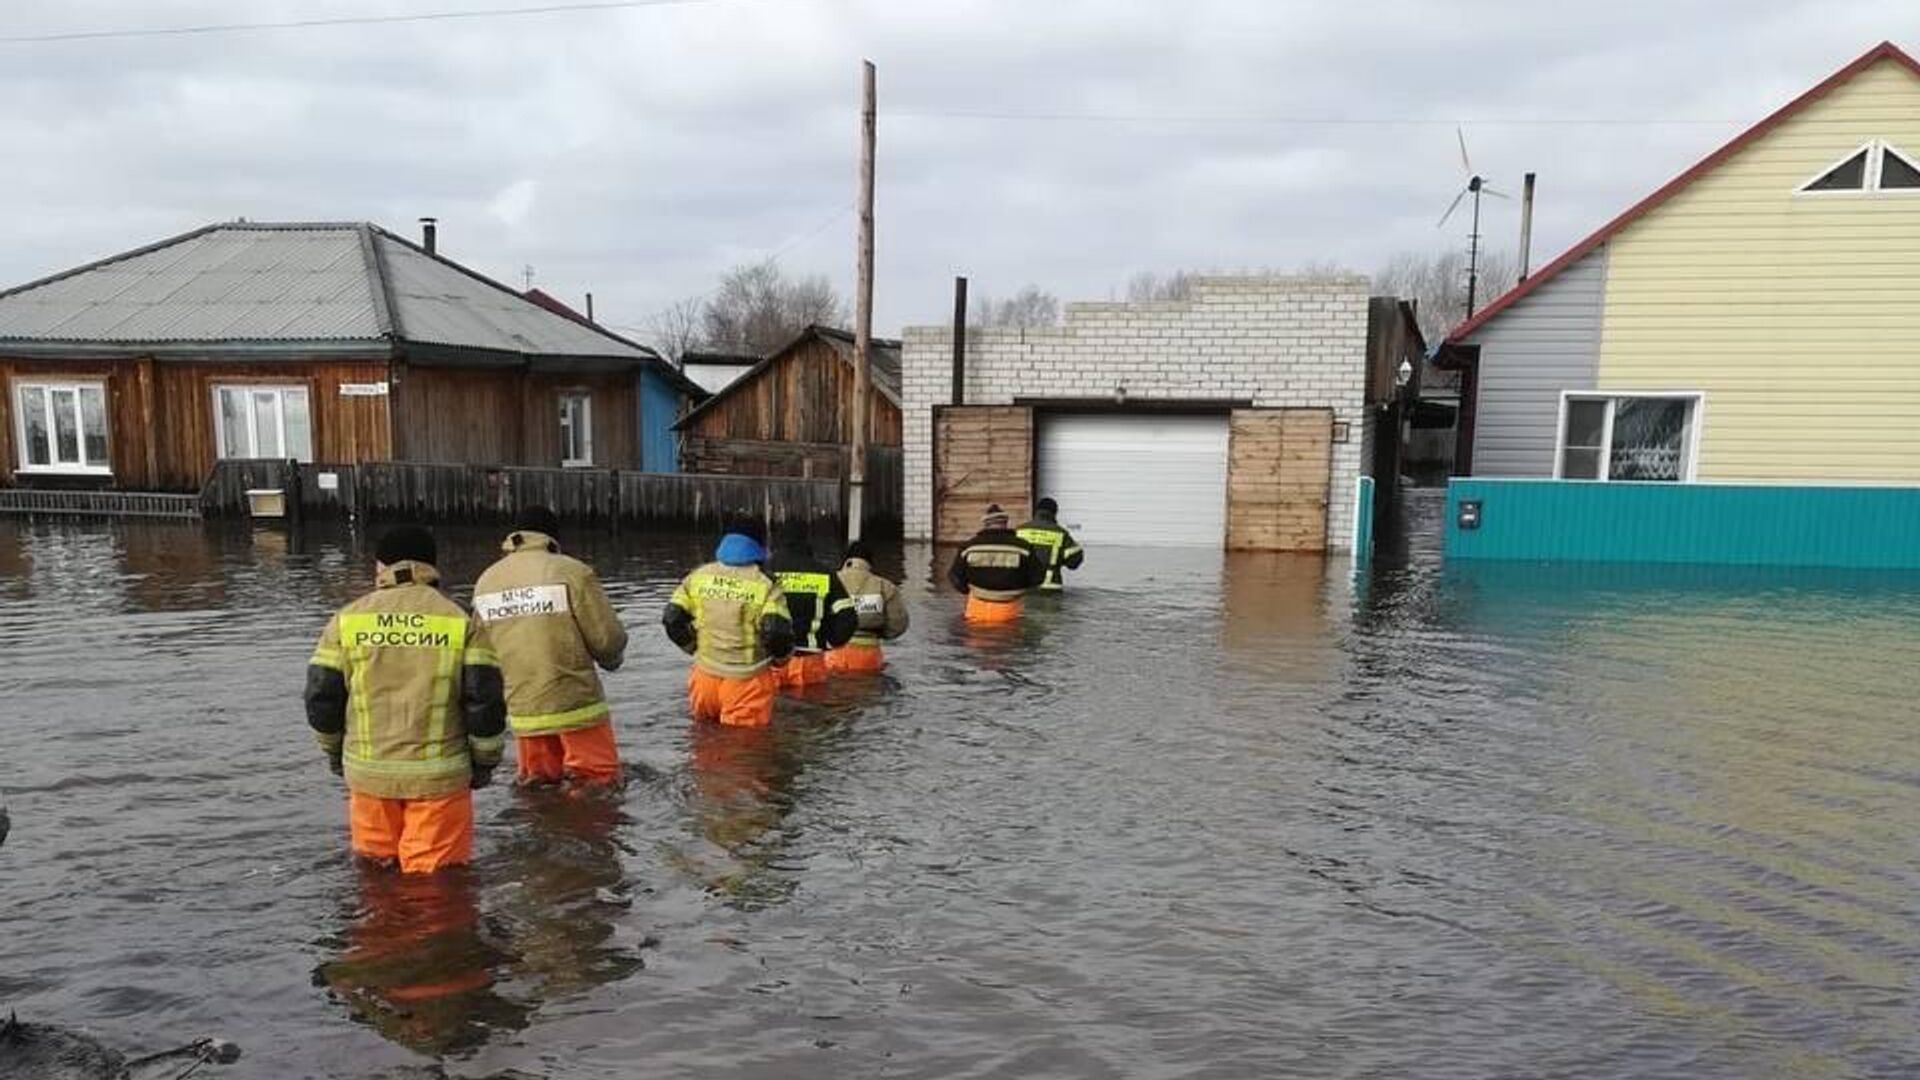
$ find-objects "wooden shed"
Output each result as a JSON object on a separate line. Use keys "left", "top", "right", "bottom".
{"left": 0, "top": 221, "right": 697, "bottom": 491}
{"left": 675, "top": 325, "right": 902, "bottom": 478}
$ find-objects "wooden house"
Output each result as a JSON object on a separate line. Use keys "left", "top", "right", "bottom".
{"left": 1437, "top": 41, "right": 1920, "bottom": 567}
{"left": 676, "top": 325, "right": 902, "bottom": 477}
{"left": 0, "top": 221, "right": 698, "bottom": 491}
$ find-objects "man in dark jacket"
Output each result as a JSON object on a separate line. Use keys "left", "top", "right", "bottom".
{"left": 948, "top": 504, "right": 1046, "bottom": 623}
{"left": 770, "top": 534, "right": 858, "bottom": 688}
{"left": 1017, "top": 498, "right": 1085, "bottom": 592}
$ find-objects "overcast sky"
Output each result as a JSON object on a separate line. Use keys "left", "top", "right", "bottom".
{"left": 1, "top": 1, "right": 1913, "bottom": 340}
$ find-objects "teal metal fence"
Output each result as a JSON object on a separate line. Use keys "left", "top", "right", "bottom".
{"left": 1445, "top": 479, "right": 1920, "bottom": 569}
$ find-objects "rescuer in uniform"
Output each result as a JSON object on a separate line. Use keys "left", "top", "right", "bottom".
{"left": 948, "top": 504, "right": 1047, "bottom": 623}
{"left": 1016, "top": 498, "right": 1085, "bottom": 592}
{"left": 769, "top": 534, "right": 858, "bottom": 689}
{"left": 662, "top": 521, "right": 795, "bottom": 726}
{"left": 472, "top": 506, "right": 629, "bottom": 787}
{"left": 305, "top": 526, "right": 507, "bottom": 874}
{"left": 826, "top": 540, "right": 910, "bottom": 674}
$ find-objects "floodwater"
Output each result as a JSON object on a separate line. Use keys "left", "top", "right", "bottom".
{"left": 4, "top": 495, "right": 1920, "bottom": 1079}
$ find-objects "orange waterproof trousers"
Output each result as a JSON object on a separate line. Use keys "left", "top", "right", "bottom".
{"left": 687, "top": 667, "right": 778, "bottom": 727}
{"left": 350, "top": 790, "right": 474, "bottom": 874}
{"left": 516, "top": 719, "right": 621, "bottom": 786}
{"left": 965, "top": 594, "right": 1024, "bottom": 624}
{"left": 773, "top": 652, "right": 831, "bottom": 689}
{"left": 826, "top": 642, "right": 886, "bottom": 675}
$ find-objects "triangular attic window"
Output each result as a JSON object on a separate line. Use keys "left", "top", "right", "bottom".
{"left": 1803, "top": 148, "right": 1868, "bottom": 191}
{"left": 1880, "top": 145, "right": 1920, "bottom": 189}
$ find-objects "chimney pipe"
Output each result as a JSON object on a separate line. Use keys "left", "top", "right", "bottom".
{"left": 419, "top": 217, "right": 437, "bottom": 256}
{"left": 1517, "top": 173, "right": 1536, "bottom": 281}
{"left": 585, "top": 292, "right": 595, "bottom": 324}
{"left": 951, "top": 276, "right": 968, "bottom": 406}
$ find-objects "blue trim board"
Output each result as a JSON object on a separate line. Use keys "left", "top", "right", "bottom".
{"left": 1444, "top": 479, "right": 1920, "bottom": 569}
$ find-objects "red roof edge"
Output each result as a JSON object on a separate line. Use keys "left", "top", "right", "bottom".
{"left": 1446, "top": 40, "right": 1920, "bottom": 344}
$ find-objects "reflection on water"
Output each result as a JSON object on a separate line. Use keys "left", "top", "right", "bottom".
{"left": 5, "top": 501, "right": 1920, "bottom": 1077}
{"left": 316, "top": 868, "right": 526, "bottom": 1058}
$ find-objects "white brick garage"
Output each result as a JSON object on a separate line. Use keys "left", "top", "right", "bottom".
{"left": 902, "top": 276, "right": 1377, "bottom": 551}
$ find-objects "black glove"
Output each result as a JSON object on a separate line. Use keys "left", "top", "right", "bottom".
{"left": 327, "top": 750, "right": 343, "bottom": 777}
{"left": 470, "top": 763, "right": 496, "bottom": 790}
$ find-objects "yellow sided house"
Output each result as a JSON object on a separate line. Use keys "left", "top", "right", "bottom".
{"left": 1439, "top": 41, "right": 1920, "bottom": 568}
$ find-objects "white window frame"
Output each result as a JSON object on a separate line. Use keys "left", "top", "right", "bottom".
{"left": 211, "top": 384, "right": 313, "bottom": 462}
{"left": 1552, "top": 390, "right": 1705, "bottom": 482}
{"left": 559, "top": 391, "right": 593, "bottom": 467}
{"left": 1794, "top": 139, "right": 1920, "bottom": 196}
{"left": 13, "top": 379, "right": 112, "bottom": 475}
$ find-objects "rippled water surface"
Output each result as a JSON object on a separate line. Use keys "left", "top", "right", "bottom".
{"left": 5, "top": 494, "right": 1920, "bottom": 1079}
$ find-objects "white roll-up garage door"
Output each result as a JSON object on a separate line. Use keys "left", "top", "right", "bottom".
{"left": 1035, "top": 413, "right": 1230, "bottom": 547}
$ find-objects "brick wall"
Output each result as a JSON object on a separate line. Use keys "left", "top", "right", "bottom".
{"left": 901, "top": 276, "right": 1374, "bottom": 550}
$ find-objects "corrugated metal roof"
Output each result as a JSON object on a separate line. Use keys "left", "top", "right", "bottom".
{"left": 0, "top": 222, "right": 659, "bottom": 366}
{"left": 0, "top": 224, "right": 383, "bottom": 344}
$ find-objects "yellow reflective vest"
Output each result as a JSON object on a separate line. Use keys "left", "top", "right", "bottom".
{"left": 668, "top": 562, "right": 791, "bottom": 677}
{"left": 307, "top": 561, "right": 506, "bottom": 800}
{"left": 472, "top": 530, "right": 629, "bottom": 736}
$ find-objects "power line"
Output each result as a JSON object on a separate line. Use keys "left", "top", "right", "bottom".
{"left": 890, "top": 108, "right": 1740, "bottom": 128}
{"left": 0, "top": 0, "right": 711, "bottom": 45}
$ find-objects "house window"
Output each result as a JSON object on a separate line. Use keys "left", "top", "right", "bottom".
{"left": 213, "top": 386, "right": 312, "bottom": 461}
{"left": 14, "top": 381, "right": 111, "bottom": 474}
{"left": 1555, "top": 393, "right": 1702, "bottom": 482}
{"left": 559, "top": 392, "right": 593, "bottom": 466}
{"left": 1797, "top": 140, "right": 1920, "bottom": 194}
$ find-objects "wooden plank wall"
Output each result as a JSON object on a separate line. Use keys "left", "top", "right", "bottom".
{"left": 1225, "top": 408, "right": 1332, "bottom": 551}
{"left": 618, "top": 471, "right": 842, "bottom": 532}
{"left": 683, "top": 435, "right": 847, "bottom": 478}
{"left": 395, "top": 367, "right": 637, "bottom": 469}
{"left": 932, "top": 405, "right": 1032, "bottom": 545}
{"left": 683, "top": 336, "right": 903, "bottom": 446}
{"left": 1, "top": 356, "right": 392, "bottom": 490}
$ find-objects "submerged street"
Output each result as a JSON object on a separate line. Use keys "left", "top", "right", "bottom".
{"left": 4, "top": 496, "right": 1920, "bottom": 1078}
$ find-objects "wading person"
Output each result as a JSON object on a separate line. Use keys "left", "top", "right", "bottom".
{"left": 827, "top": 540, "right": 910, "bottom": 674}
{"left": 305, "top": 526, "right": 507, "bottom": 874}
{"left": 662, "top": 522, "right": 794, "bottom": 726}
{"left": 472, "top": 506, "right": 629, "bottom": 787}
{"left": 1017, "top": 498, "right": 1085, "bottom": 592}
{"left": 770, "top": 534, "right": 859, "bottom": 689}
{"left": 948, "top": 504, "right": 1047, "bottom": 624}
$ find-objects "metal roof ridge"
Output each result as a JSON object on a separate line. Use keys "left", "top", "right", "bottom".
{"left": 355, "top": 223, "right": 399, "bottom": 338}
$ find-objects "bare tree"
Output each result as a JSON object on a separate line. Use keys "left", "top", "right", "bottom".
{"left": 1125, "top": 271, "right": 1196, "bottom": 303}
{"left": 971, "top": 285, "right": 1060, "bottom": 329}
{"left": 644, "top": 296, "right": 705, "bottom": 364}
{"left": 1376, "top": 249, "right": 1518, "bottom": 342}
{"left": 699, "top": 260, "right": 848, "bottom": 356}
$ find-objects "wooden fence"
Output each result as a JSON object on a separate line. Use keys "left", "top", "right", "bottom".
{"left": 196, "top": 459, "right": 864, "bottom": 531}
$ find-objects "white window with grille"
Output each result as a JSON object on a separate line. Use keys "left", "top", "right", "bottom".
{"left": 1555, "top": 392, "right": 1703, "bottom": 482}
{"left": 559, "top": 392, "right": 593, "bottom": 467}
{"left": 14, "top": 380, "right": 111, "bottom": 474}
{"left": 213, "top": 385, "right": 313, "bottom": 461}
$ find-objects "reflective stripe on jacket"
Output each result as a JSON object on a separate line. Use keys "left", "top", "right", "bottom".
{"left": 947, "top": 529, "right": 1046, "bottom": 602}
{"left": 670, "top": 562, "right": 790, "bottom": 677}
{"left": 1016, "top": 518, "right": 1083, "bottom": 591}
{"left": 308, "top": 561, "right": 504, "bottom": 800}
{"left": 472, "top": 530, "right": 628, "bottom": 735}
{"left": 836, "top": 558, "right": 909, "bottom": 646}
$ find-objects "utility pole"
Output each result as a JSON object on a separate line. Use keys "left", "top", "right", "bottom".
{"left": 847, "top": 59, "right": 877, "bottom": 544}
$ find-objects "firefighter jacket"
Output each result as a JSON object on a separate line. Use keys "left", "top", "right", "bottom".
{"left": 1017, "top": 513, "right": 1084, "bottom": 591}
{"left": 772, "top": 554, "right": 858, "bottom": 653}
{"left": 836, "top": 557, "right": 910, "bottom": 646}
{"left": 947, "top": 528, "right": 1047, "bottom": 601}
{"left": 472, "top": 530, "right": 629, "bottom": 737}
{"left": 663, "top": 557, "right": 795, "bottom": 677}
{"left": 305, "top": 560, "right": 508, "bottom": 800}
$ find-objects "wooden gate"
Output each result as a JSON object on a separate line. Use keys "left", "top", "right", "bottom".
{"left": 933, "top": 405, "right": 1032, "bottom": 544}
{"left": 1226, "top": 408, "right": 1332, "bottom": 551}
